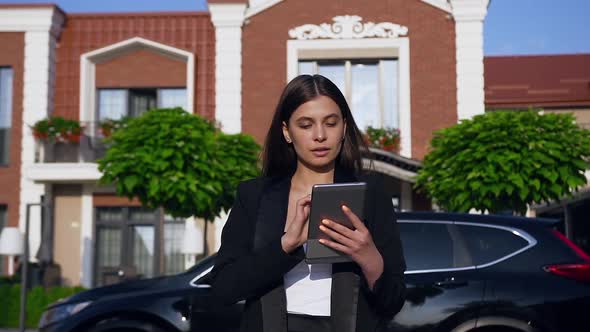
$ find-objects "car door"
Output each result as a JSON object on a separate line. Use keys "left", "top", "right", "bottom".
{"left": 385, "top": 220, "right": 485, "bottom": 332}
{"left": 189, "top": 263, "right": 243, "bottom": 332}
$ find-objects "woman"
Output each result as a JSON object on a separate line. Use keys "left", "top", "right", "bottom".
{"left": 209, "top": 74, "right": 406, "bottom": 332}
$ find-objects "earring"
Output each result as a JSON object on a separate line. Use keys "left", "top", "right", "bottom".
{"left": 286, "top": 138, "right": 292, "bottom": 143}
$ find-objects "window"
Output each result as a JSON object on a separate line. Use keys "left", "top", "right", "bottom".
{"left": 0, "top": 68, "right": 14, "bottom": 165}
{"left": 399, "top": 222, "right": 472, "bottom": 271}
{"left": 457, "top": 224, "right": 529, "bottom": 266}
{"left": 158, "top": 89, "right": 188, "bottom": 110}
{"left": 94, "top": 206, "right": 187, "bottom": 286}
{"left": 98, "top": 88, "right": 187, "bottom": 121}
{"left": 299, "top": 59, "right": 398, "bottom": 131}
{"left": 164, "top": 215, "right": 185, "bottom": 275}
{"left": 0, "top": 206, "right": 6, "bottom": 275}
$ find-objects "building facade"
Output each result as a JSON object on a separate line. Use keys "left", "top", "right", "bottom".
{"left": 0, "top": 0, "right": 490, "bottom": 287}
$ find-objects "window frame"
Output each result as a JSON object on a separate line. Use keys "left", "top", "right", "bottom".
{"left": 97, "top": 87, "right": 188, "bottom": 121}
{"left": 454, "top": 221, "right": 537, "bottom": 269}
{"left": 298, "top": 58, "right": 399, "bottom": 130}
{"left": 0, "top": 67, "right": 14, "bottom": 166}
{"left": 287, "top": 38, "right": 411, "bottom": 157}
{"left": 0, "top": 205, "right": 7, "bottom": 275}
{"left": 398, "top": 220, "right": 537, "bottom": 274}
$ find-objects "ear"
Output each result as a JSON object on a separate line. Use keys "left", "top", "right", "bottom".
{"left": 342, "top": 119, "right": 347, "bottom": 141}
{"left": 282, "top": 121, "right": 292, "bottom": 143}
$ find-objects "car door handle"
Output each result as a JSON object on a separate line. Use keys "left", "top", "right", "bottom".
{"left": 434, "top": 277, "right": 468, "bottom": 288}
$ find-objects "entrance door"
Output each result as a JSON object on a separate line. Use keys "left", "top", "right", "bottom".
{"left": 95, "top": 207, "right": 159, "bottom": 286}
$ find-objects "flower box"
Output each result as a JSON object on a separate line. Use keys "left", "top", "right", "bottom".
{"left": 364, "top": 126, "right": 401, "bottom": 153}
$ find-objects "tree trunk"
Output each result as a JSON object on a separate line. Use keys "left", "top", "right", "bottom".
{"left": 159, "top": 206, "right": 165, "bottom": 275}
{"left": 203, "top": 220, "right": 209, "bottom": 257}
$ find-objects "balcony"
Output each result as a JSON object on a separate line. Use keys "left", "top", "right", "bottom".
{"left": 27, "top": 123, "right": 106, "bottom": 183}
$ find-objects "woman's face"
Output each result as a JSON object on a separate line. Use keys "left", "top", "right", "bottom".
{"left": 282, "top": 95, "right": 346, "bottom": 172}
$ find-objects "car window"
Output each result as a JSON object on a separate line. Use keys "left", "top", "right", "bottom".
{"left": 399, "top": 222, "right": 472, "bottom": 271}
{"left": 456, "top": 224, "right": 529, "bottom": 266}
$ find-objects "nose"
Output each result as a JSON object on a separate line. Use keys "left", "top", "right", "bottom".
{"left": 314, "top": 126, "right": 327, "bottom": 142}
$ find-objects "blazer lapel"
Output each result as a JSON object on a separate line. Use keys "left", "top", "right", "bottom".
{"left": 255, "top": 177, "right": 290, "bottom": 332}
{"left": 254, "top": 176, "right": 290, "bottom": 250}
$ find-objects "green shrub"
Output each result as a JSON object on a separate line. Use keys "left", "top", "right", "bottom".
{"left": 416, "top": 110, "right": 590, "bottom": 214}
{"left": 0, "top": 284, "right": 85, "bottom": 328}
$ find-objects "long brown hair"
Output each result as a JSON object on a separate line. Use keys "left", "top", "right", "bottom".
{"left": 261, "top": 74, "right": 368, "bottom": 177}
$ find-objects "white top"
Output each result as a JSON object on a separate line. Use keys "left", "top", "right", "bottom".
{"left": 284, "top": 245, "right": 332, "bottom": 316}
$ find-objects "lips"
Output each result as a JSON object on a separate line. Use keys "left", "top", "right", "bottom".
{"left": 311, "top": 147, "right": 330, "bottom": 157}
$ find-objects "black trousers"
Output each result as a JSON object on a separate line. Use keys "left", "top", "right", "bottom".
{"left": 287, "top": 314, "right": 331, "bottom": 332}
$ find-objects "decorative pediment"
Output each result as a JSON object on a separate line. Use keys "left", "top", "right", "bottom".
{"left": 288, "top": 15, "right": 409, "bottom": 40}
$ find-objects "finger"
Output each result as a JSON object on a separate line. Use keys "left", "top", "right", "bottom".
{"left": 321, "top": 219, "right": 355, "bottom": 238}
{"left": 297, "top": 194, "right": 312, "bottom": 205}
{"left": 319, "top": 224, "right": 355, "bottom": 247}
{"left": 319, "top": 238, "right": 351, "bottom": 255}
{"left": 342, "top": 205, "right": 367, "bottom": 232}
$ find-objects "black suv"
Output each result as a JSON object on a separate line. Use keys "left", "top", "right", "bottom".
{"left": 39, "top": 212, "right": 590, "bottom": 332}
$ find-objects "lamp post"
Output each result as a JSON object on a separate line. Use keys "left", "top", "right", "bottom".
{"left": 0, "top": 227, "right": 24, "bottom": 275}
{"left": 18, "top": 202, "right": 47, "bottom": 332}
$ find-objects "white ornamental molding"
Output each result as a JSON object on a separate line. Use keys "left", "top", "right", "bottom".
{"left": 288, "top": 15, "right": 408, "bottom": 40}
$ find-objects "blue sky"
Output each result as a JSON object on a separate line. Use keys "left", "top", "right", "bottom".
{"left": 1, "top": 0, "right": 588, "bottom": 55}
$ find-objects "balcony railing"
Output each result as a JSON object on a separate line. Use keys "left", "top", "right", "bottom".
{"left": 34, "top": 122, "right": 108, "bottom": 163}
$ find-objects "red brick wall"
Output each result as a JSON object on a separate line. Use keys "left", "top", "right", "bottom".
{"left": 96, "top": 48, "right": 187, "bottom": 88}
{"left": 241, "top": 0, "right": 457, "bottom": 159}
{"left": 0, "top": 32, "right": 24, "bottom": 228}
{"left": 54, "top": 13, "right": 215, "bottom": 119}
{"left": 93, "top": 194, "right": 142, "bottom": 207}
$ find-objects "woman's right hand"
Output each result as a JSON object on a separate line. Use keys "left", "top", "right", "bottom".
{"left": 281, "top": 194, "right": 312, "bottom": 253}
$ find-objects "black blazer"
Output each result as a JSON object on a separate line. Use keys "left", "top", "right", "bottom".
{"left": 209, "top": 167, "right": 406, "bottom": 332}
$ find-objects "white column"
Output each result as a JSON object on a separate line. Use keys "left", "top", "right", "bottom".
{"left": 80, "top": 184, "right": 94, "bottom": 288}
{"left": 209, "top": 3, "right": 246, "bottom": 134}
{"left": 10, "top": 8, "right": 65, "bottom": 262}
{"left": 450, "top": 0, "right": 489, "bottom": 120}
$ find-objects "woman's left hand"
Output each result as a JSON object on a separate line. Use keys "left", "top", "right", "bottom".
{"left": 319, "top": 205, "right": 384, "bottom": 290}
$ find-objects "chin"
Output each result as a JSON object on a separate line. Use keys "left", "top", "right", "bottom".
{"left": 305, "top": 157, "right": 337, "bottom": 171}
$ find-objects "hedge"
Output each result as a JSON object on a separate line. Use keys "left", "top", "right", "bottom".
{"left": 0, "top": 283, "right": 85, "bottom": 328}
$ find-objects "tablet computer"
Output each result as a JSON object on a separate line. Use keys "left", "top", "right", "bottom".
{"left": 305, "top": 182, "right": 367, "bottom": 264}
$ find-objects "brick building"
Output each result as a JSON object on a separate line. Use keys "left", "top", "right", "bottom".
{"left": 0, "top": 0, "right": 490, "bottom": 287}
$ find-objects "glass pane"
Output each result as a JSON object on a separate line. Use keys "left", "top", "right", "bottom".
{"left": 0, "top": 68, "right": 13, "bottom": 165}
{"left": 0, "top": 68, "right": 13, "bottom": 128}
{"left": 98, "top": 89, "right": 127, "bottom": 121}
{"left": 96, "top": 207, "right": 124, "bottom": 222}
{"left": 97, "top": 227, "right": 122, "bottom": 268}
{"left": 164, "top": 222, "right": 185, "bottom": 275}
{"left": 351, "top": 62, "right": 379, "bottom": 131}
{"left": 130, "top": 225, "right": 155, "bottom": 278}
{"left": 129, "top": 207, "right": 157, "bottom": 222}
{"left": 399, "top": 222, "right": 455, "bottom": 271}
{"left": 381, "top": 60, "right": 399, "bottom": 129}
{"left": 298, "top": 61, "right": 315, "bottom": 75}
{"left": 318, "top": 62, "right": 346, "bottom": 97}
{"left": 158, "top": 89, "right": 187, "bottom": 110}
{"left": 458, "top": 225, "right": 529, "bottom": 266}
{"left": 129, "top": 89, "right": 157, "bottom": 117}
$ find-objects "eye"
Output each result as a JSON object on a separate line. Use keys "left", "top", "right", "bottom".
{"left": 326, "top": 122, "right": 337, "bottom": 127}
{"left": 299, "top": 123, "right": 312, "bottom": 129}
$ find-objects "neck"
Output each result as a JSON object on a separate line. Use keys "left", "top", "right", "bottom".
{"left": 291, "top": 162, "right": 335, "bottom": 193}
